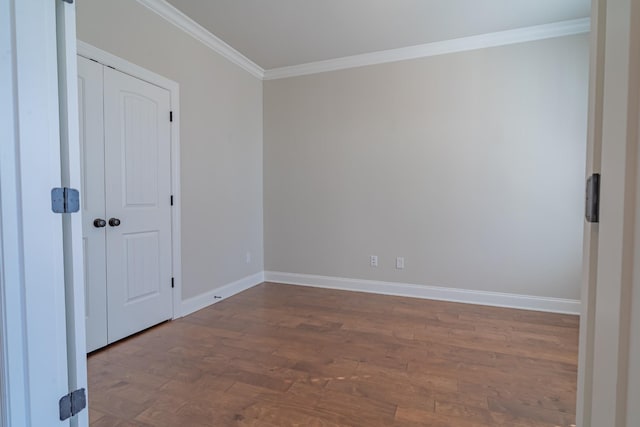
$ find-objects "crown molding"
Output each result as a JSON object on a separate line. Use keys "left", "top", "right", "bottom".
{"left": 135, "top": 0, "right": 265, "bottom": 79}
{"left": 130, "top": 3, "right": 589, "bottom": 82}
{"left": 263, "top": 18, "right": 590, "bottom": 80}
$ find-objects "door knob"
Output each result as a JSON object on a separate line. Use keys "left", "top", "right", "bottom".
{"left": 108, "top": 218, "right": 121, "bottom": 227}
{"left": 93, "top": 218, "right": 107, "bottom": 228}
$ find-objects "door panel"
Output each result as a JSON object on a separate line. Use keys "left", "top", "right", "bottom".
{"left": 77, "top": 56, "right": 107, "bottom": 353}
{"left": 123, "top": 231, "right": 161, "bottom": 303}
{"left": 103, "top": 67, "right": 172, "bottom": 343}
{"left": 122, "top": 94, "right": 160, "bottom": 207}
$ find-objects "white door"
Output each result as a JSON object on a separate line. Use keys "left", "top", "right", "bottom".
{"left": 79, "top": 61, "right": 173, "bottom": 351}
{"left": 103, "top": 66, "right": 173, "bottom": 343}
{"left": 78, "top": 56, "right": 108, "bottom": 352}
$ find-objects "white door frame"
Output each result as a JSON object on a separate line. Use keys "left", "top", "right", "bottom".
{"left": 76, "top": 41, "right": 183, "bottom": 319}
{"left": 1, "top": 0, "right": 74, "bottom": 425}
{"left": 575, "top": 0, "right": 605, "bottom": 424}
{"left": 56, "top": 2, "right": 89, "bottom": 426}
{"left": 0, "top": 0, "right": 13, "bottom": 412}
{"left": 578, "top": 0, "right": 640, "bottom": 425}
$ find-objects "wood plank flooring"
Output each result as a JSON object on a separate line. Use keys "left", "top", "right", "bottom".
{"left": 88, "top": 282, "right": 579, "bottom": 426}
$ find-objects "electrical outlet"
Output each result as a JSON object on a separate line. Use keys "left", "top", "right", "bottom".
{"left": 396, "top": 257, "right": 405, "bottom": 269}
{"left": 370, "top": 255, "right": 378, "bottom": 267}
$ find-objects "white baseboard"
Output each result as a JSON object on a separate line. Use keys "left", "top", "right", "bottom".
{"left": 179, "top": 270, "right": 581, "bottom": 317}
{"left": 180, "top": 271, "right": 265, "bottom": 317}
{"left": 264, "top": 271, "right": 581, "bottom": 315}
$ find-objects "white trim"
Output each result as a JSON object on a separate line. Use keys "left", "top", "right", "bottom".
{"left": 0, "top": 0, "right": 17, "bottom": 423}
{"left": 77, "top": 41, "right": 179, "bottom": 93}
{"left": 576, "top": 3, "right": 606, "bottom": 425}
{"left": 178, "top": 269, "right": 581, "bottom": 319}
{"left": 76, "top": 42, "right": 183, "bottom": 321}
{"left": 264, "top": 271, "right": 582, "bottom": 315}
{"left": 0, "top": 2, "right": 29, "bottom": 422}
{"left": 56, "top": 2, "right": 89, "bottom": 426}
{"left": 263, "top": 18, "right": 591, "bottom": 80}
{"left": 117, "top": 1, "right": 590, "bottom": 82}
{"left": 134, "top": 0, "right": 264, "bottom": 79}
{"left": 169, "top": 91, "right": 183, "bottom": 322}
{"left": 180, "top": 272, "right": 265, "bottom": 317}
{"left": 2, "top": 0, "right": 72, "bottom": 423}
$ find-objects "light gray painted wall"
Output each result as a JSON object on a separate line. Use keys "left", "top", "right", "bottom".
{"left": 77, "top": 0, "right": 264, "bottom": 300}
{"left": 264, "top": 34, "right": 589, "bottom": 300}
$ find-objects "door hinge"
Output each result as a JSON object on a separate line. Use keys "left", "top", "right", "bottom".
{"left": 171, "top": 277, "right": 175, "bottom": 288}
{"left": 170, "top": 195, "right": 174, "bottom": 206}
{"left": 586, "top": 173, "right": 601, "bottom": 223}
{"left": 59, "top": 388, "right": 86, "bottom": 421}
{"left": 170, "top": 111, "right": 173, "bottom": 122}
{"left": 51, "top": 187, "right": 80, "bottom": 214}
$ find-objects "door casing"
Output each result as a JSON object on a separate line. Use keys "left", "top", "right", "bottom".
{"left": 1, "top": 0, "right": 73, "bottom": 425}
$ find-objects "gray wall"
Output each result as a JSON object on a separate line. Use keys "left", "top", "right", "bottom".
{"left": 264, "top": 35, "right": 589, "bottom": 300}
{"left": 77, "top": 0, "right": 264, "bottom": 300}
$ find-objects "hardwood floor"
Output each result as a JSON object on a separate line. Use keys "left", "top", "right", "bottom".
{"left": 88, "top": 282, "right": 579, "bottom": 427}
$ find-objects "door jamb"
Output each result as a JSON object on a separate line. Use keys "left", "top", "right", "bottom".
{"left": 76, "top": 41, "right": 183, "bottom": 319}
{"left": 575, "top": 1, "right": 605, "bottom": 424}
{"left": 56, "top": 2, "right": 89, "bottom": 426}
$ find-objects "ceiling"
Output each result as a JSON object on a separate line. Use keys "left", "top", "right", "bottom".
{"left": 165, "top": 0, "right": 591, "bottom": 70}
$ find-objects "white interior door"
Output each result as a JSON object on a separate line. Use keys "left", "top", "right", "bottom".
{"left": 103, "top": 67, "right": 173, "bottom": 344}
{"left": 77, "top": 56, "right": 108, "bottom": 353}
